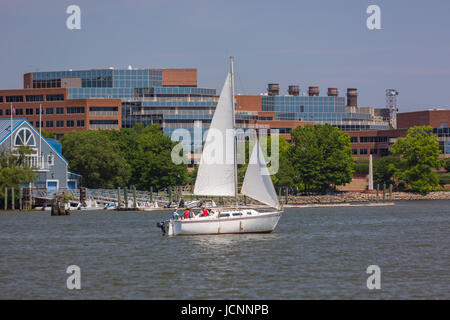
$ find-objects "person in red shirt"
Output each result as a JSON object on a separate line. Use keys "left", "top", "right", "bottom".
{"left": 202, "top": 208, "right": 209, "bottom": 217}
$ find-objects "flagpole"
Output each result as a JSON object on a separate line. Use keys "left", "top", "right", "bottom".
{"left": 39, "top": 104, "right": 42, "bottom": 167}
{"left": 10, "top": 103, "right": 13, "bottom": 153}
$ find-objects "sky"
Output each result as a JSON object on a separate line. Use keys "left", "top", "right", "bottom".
{"left": 0, "top": 0, "right": 449, "bottom": 111}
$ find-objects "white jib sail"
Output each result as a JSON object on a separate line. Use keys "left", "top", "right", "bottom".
{"left": 193, "top": 73, "right": 236, "bottom": 196}
{"left": 241, "top": 141, "right": 281, "bottom": 210}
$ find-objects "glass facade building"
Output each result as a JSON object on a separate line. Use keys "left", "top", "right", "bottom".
{"left": 261, "top": 95, "right": 389, "bottom": 131}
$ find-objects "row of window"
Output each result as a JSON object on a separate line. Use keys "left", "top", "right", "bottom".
{"left": 350, "top": 136, "right": 389, "bottom": 143}
{"left": 30, "top": 120, "right": 85, "bottom": 128}
{"left": 353, "top": 148, "right": 389, "bottom": 156}
{"left": 0, "top": 106, "right": 118, "bottom": 116}
{"left": 0, "top": 94, "right": 64, "bottom": 102}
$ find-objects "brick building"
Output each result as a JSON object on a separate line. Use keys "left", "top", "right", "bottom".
{"left": 0, "top": 88, "right": 121, "bottom": 139}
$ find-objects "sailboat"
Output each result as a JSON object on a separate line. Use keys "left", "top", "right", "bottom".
{"left": 157, "top": 57, "right": 282, "bottom": 236}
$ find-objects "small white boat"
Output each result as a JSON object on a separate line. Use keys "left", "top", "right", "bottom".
{"left": 77, "top": 199, "right": 104, "bottom": 211}
{"left": 157, "top": 58, "right": 282, "bottom": 236}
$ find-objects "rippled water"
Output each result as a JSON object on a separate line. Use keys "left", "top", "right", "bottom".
{"left": 0, "top": 201, "right": 449, "bottom": 299}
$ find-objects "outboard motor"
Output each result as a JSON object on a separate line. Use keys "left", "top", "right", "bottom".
{"left": 156, "top": 220, "right": 169, "bottom": 236}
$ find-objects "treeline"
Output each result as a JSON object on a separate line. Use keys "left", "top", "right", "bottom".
{"left": 372, "top": 126, "right": 447, "bottom": 194}
{"left": 59, "top": 124, "right": 447, "bottom": 194}
{"left": 60, "top": 124, "right": 188, "bottom": 190}
{"left": 238, "top": 124, "right": 354, "bottom": 194}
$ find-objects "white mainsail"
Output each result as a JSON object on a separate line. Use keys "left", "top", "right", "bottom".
{"left": 193, "top": 73, "right": 236, "bottom": 196}
{"left": 241, "top": 141, "right": 280, "bottom": 210}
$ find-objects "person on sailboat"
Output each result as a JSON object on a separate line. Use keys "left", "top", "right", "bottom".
{"left": 202, "top": 208, "right": 209, "bottom": 217}
{"left": 172, "top": 210, "right": 180, "bottom": 220}
{"left": 183, "top": 208, "right": 194, "bottom": 219}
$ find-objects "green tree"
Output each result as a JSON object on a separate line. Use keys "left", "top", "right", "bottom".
{"left": 60, "top": 131, "right": 131, "bottom": 188}
{"left": 444, "top": 158, "right": 450, "bottom": 172}
{"left": 373, "top": 156, "right": 401, "bottom": 188}
{"left": 290, "top": 124, "right": 353, "bottom": 193}
{"left": 105, "top": 125, "right": 188, "bottom": 190}
{"left": 0, "top": 147, "right": 37, "bottom": 203}
{"left": 391, "top": 126, "right": 443, "bottom": 193}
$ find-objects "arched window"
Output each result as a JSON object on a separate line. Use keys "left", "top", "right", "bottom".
{"left": 14, "top": 128, "right": 36, "bottom": 146}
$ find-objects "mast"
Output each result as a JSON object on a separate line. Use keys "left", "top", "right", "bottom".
{"left": 230, "top": 56, "right": 238, "bottom": 208}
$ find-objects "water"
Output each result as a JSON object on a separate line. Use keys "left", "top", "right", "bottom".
{"left": 0, "top": 201, "right": 449, "bottom": 299}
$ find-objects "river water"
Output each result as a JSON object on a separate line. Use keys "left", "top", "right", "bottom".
{"left": 0, "top": 200, "right": 449, "bottom": 299}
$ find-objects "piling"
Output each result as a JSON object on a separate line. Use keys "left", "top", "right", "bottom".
{"left": 150, "top": 186, "right": 153, "bottom": 202}
{"left": 376, "top": 184, "right": 379, "bottom": 203}
{"left": 383, "top": 183, "right": 386, "bottom": 201}
{"left": 124, "top": 188, "right": 128, "bottom": 209}
{"left": 117, "top": 187, "right": 121, "bottom": 208}
{"left": 51, "top": 193, "right": 70, "bottom": 216}
{"left": 4, "top": 187, "right": 7, "bottom": 210}
{"left": 133, "top": 186, "right": 137, "bottom": 209}
{"left": 11, "top": 187, "right": 15, "bottom": 210}
{"left": 389, "top": 184, "right": 393, "bottom": 201}
{"left": 168, "top": 186, "right": 172, "bottom": 203}
{"left": 19, "top": 188, "right": 23, "bottom": 211}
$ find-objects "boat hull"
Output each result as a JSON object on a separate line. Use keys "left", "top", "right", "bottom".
{"left": 168, "top": 210, "right": 282, "bottom": 236}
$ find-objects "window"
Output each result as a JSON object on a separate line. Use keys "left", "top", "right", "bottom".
{"left": 77, "top": 120, "right": 85, "bottom": 127}
{"left": 56, "top": 121, "right": 64, "bottom": 127}
{"left": 370, "top": 148, "right": 378, "bottom": 155}
{"left": 89, "top": 120, "right": 118, "bottom": 125}
{"left": 15, "top": 108, "right": 23, "bottom": 115}
{"left": 14, "top": 128, "right": 35, "bottom": 146}
{"left": 350, "top": 137, "right": 358, "bottom": 143}
{"left": 441, "top": 122, "right": 448, "bottom": 128}
{"left": 26, "top": 95, "right": 43, "bottom": 102}
{"left": 66, "top": 120, "right": 74, "bottom": 127}
{"left": 46, "top": 108, "right": 54, "bottom": 114}
{"left": 0, "top": 109, "right": 2, "bottom": 116}
{"left": 26, "top": 108, "right": 33, "bottom": 115}
{"left": 360, "top": 149, "right": 368, "bottom": 155}
{"left": 352, "top": 149, "right": 358, "bottom": 155}
{"left": 46, "top": 121, "right": 54, "bottom": 127}
{"left": 6, "top": 95, "right": 23, "bottom": 103}
{"left": 47, "top": 154, "right": 54, "bottom": 166}
{"left": 55, "top": 133, "right": 64, "bottom": 140}
{"left": 46, "top": 94, "right": 64, "bottom": 101}
{"left": 56, "top": 107, "right": 64, "bottom": 114}
{"left": 35, "top": 108, "right": 44, "bottom": 115}
{"left": 0, "top": 96, "right": 2, "bottom": 103}
{"left": 67, "top": 107, "right": 85, "bottom": 114}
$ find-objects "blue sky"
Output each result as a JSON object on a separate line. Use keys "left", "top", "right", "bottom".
{"left": 1, "top": 0, "right": 449, "bottom": 111}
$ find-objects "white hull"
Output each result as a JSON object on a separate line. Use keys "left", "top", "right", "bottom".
{"left": 166, "top": 209, "right": 282, "bottom": 236}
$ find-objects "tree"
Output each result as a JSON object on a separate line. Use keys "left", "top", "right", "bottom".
{"left": 60, "top": 131, "right": 131, "bottom": 188}
{"left": 0, "top": 146, "right": 37, "bottom": 203}
{"left": 105, "top": 125, "right": 188, "bottom": 190}
{"left": 290, "top": 124, "right": 353, "bottom": 193}
{"left": 373, "top": 156, "right": 401, "bottom": 188}
{"left": 391, "top": 126, "right": 443, "bottom": 193}
{"left": 444, "top": 158, "right": 450, "bottom": 172}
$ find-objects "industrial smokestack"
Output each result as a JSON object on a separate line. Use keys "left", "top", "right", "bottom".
{"left": 308, "top": 86, "right": 319, "bottom": 96}
{"left": 347, "top": 88, "right": 358, "bottom": 107}
{"left": 327, "top": 88, "right": 338, "bottom": 97}
{"left": 268, "top": 83, "right": 279, "bottom": 96}
{"left": 288, "top": 85, "right": 300, "bottom": 96}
